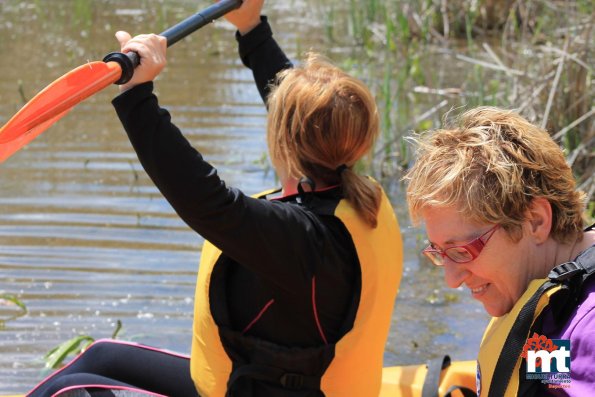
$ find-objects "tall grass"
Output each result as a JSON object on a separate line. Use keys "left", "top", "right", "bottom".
{"left": 324, "top": 0, "right": 593, "bottom": 217}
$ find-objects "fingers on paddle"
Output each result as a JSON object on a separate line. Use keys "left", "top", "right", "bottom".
{"left": 121, "top": 34, "right": 166, "bottom": 58}
{"left": 115, "top": 31, "right": 132, "bottom": 48}
{"left": 115, "top": 34, "right": 167, "bottom": 88}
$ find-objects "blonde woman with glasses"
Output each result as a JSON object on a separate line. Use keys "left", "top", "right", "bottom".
{"left": 405, "top": 107, "right": 594, "bottom": 397}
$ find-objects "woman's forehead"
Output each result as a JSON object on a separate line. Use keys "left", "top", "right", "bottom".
{"left": 422, "top": 206, "right": 486, "bottom": 243}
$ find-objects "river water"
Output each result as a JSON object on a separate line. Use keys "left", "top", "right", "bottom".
{"left": 0, "top": 0, "right": 489, "bottom": 393}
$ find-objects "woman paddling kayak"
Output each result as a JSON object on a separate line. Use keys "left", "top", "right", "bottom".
{"left": 26, "top": 1, "right": 403, "bottom": 396}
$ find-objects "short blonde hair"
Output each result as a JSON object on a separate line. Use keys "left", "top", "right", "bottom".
{"left": 267, "top": 53, "right": 381, "bottom": 227}
{"left": 405, "top": 107, "right": 586, "bottom": 243}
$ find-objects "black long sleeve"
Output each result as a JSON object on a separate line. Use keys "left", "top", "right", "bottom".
{"left": 236, "top": 16, "right": 293, "bottom": 102}
{"left": 111, "top": 18, "right": 346, "bottom": 289}
{"left": 113, "top": 83, "right": 325, "bottom": 291}
{"left": 112, "top": 20, "right": 358, "bottom": 345}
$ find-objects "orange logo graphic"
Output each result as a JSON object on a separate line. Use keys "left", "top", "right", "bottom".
{"left": 521, "top": 333, "right": 558, "bottom": 368}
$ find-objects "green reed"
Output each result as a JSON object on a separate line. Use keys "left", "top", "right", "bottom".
{"left": 0, "top": 293, "right": 28, "bottom": 325}
{"left": 44, "top": 320, "right": 123, "bottom": 369}
{"left": 326, "top": 0, "right": 593, "bottom": 205}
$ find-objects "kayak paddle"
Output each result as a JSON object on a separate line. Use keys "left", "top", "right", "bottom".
{"left": 0, "top": 0, "right": 242, "bottom": 163}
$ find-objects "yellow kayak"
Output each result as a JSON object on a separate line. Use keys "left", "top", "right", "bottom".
{"left": 380, "top": 360, "right": 476, "bottom": 397}
{"left": 2, "top": 360, "right": 476, "bottom": 397}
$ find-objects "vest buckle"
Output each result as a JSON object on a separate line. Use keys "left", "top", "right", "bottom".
{"left": 548, "top": 261, "right": 584, "bottom": 281}
{"left": 280, "top": 373, "right": 304, "bottom": 389}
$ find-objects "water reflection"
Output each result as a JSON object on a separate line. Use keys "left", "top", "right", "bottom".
{"left": 0, "top": 0, "right": 488, "bottom": 393}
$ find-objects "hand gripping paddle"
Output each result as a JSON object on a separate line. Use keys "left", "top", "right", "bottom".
{"left": 0, "top": 0, "right": 242, "bottom": 163}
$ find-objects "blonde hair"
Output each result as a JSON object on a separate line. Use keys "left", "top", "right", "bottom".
{"left": 266, "top": 53, "right": 381, "bottom": 227}
{"left": 405, "top": 107, "right": 586, "bottom": 243}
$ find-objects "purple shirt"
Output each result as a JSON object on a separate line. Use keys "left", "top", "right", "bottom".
{"left": 541, "top": 258, "right": 595, "bottom": 397}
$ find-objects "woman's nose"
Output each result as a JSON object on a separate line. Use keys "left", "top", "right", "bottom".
{"left": 443, "top": 259, "right": 471, "bottom": 289}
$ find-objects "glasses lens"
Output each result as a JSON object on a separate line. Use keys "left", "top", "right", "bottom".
{"left": 423, "top": 250, "right": 444, "bottom": 266}
{"left": 444, "top": 246, "right": 474, "bottom": 263}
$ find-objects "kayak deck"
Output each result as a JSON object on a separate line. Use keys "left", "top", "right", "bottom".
{"left": 380, "top": 360, "right": 476, "bottom": 396}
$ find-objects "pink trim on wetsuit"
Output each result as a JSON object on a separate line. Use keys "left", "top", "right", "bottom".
{"left": 312, "top": 276, "right": 328, "bottom": 345}
{"left": 52, "top": 384, "right": 167, "bottom": 397}
{"left": 242, "top": 299, "right": 275, "bottom": 334}
{"left": 269, "top": 184, "right": 341, "bottom": 201}
{"left": 26, "top": 339, "right": 190, "bottom": 396}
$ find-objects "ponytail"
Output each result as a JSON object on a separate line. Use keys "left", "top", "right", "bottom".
{"left": 340, "top": 169, "right": 381, "bottom": 228}
{"left": 267, "top": 52, "right": 382, "bottom": 227}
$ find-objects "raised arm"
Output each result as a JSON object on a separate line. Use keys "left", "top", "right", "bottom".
{"left": 111, "top": 31, "right": 321, "bottom": 290}
{"left": 113, "top": 85, "right": 324, "bottom": 290}
{"left": 224, "top": 0, "right": 292, "bottom": 102}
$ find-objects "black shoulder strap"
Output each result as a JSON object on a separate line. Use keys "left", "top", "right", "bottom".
{"left": 576, "top": 245, "right": 595, "bottom": 276}
{"left": 549, "top": 245, "right": 595, "bottom": 321}
{"left": 548, "top": 245, "right": 595, "bottom": 282}
{"left": 488, "top": 280, "right": 556, "bottom": 397}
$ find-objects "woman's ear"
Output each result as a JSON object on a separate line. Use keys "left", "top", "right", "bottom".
{"left": 525, "top": 197, "right": 552, "bottom": 244}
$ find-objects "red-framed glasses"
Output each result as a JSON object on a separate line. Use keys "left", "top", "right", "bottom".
{"left": 423, "top": 224, "right": 500, "bottom": 266}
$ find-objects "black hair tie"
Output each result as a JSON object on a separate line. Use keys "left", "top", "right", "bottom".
{"left": 297, "top": 177, "right": 316, "bottom": 205}
{"left": 336, "top": 164, "right": 348, "bottom": 175}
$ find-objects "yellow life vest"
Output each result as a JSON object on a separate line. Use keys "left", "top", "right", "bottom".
{"left": 190, "top": 186, "right": 402, "bottom": 397}
{"left": 477, "top": 246, "right": 595, "bottom": 397}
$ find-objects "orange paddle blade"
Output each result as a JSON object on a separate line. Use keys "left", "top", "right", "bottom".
{"left": 0, "top": 61, "right": 122, "bottom": 162}
{"left": 0, "top": 111, "right": 69, "bottom": 163}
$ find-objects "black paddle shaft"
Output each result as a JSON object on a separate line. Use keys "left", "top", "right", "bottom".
{"left": 103, "top": 0, "right": 242, "bottom": 85}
